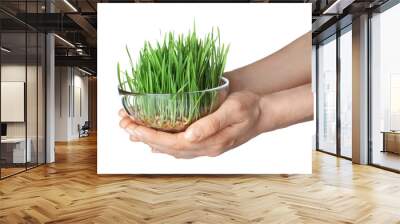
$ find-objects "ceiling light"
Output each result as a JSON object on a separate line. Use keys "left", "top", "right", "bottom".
{"left": 63, "top": 0, "right": 78, "bottom": 12}
{"left": 54, "top": 34, "right": 75, "bottom": 48}
{"left": 1, "top": 47, "right": 11, "bottom": 53}
{"left": 78, "top": 67, "right": 92, "bottom": 76}
{"left": 323, "top": 0, "right": 355, "bottom": 15}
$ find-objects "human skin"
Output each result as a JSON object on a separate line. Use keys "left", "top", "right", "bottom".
{"left": 119, "top": 32, "right": 313, "bottom": 159}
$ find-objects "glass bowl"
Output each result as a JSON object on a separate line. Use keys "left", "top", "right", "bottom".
{"left": 119, "top": 77, "right": 229, "bottom": 133}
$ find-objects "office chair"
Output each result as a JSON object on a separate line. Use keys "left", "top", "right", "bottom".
{"left": 79, "top": 121, "right": 90, "bottom": 138}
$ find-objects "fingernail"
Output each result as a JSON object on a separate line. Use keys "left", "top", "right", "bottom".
{"left": 125, "top": 128, "right": 134, "bottom": 136}
{"left": 184, "top": 128, "right": 199, "bottom": 142}
{"left": 130, "top": 135, "right": 139, "bottom": 142}
{"left": 119, "top": 109, "right": 127, "bottom": 117}
{"left": 126, "top": 127, "right": 142, "bottom": 138}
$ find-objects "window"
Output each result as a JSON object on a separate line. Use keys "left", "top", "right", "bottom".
{"left": 370, "top": 2, "right": 400, "bottom": 171}
{"left": 317, "top": 35, "right": 337, "bottom": 154}
{"left": 339, "top": 27, "right": 352, "bottom": 158}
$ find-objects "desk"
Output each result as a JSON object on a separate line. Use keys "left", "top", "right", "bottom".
{"left": 1, "top": 138, "right": 31, "bottom": 163}
{"left": 382, "top": 131, "right": 400, "bottom": 154}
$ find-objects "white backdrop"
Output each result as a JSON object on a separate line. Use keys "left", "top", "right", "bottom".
{"left": 97, "top": 3, "right": 313, "bottom": 174}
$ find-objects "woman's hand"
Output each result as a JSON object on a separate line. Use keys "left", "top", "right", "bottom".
{"left": 118, "top": 31, "right": 313, "bottom": 159}
{"left": 119, "top": 91, "right": 263, "bottom": 159}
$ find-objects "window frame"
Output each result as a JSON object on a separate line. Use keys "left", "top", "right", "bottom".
{"left": 315, "top": 22, "right": 353, "bottom": 161}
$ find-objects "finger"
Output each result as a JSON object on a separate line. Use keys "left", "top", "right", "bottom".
{"left": 184, "top": 99, "right": 239, "bottom": 142}
{"left": 174, "top": 154, "right": 198, "bottom": 159}
{"left": 120, "top": 117, "right": 134, "bottom": 129}
{"left": 140, "top": 121, "right": 241, "bottom": 158}
{"left": 129, "top": 135, "right": 139, "bottom": 142}
{"left": 148, "top": 143, "right": 179, "bottom": 155}
{"left": 119, "top": 108, "right": 128, "bottom": 118}
{"left": 149, "top": 144, "right": 199, "bottom": 159}
{"left": 125, "top": 123, "right": 183, "bottom": 148}
{"left": 144, "top": 122, "right": 239, "bottom": 154}
{"left": 151, "top": 148, "right": 161, "bottom": 153}
{"left": 145, "top": 128, "right": 231, "bottom": 158}
{"left": 188, "top": 124, "right": 241, "bottom": 157}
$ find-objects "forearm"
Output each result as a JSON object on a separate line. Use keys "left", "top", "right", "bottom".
{"left": 225, "top": 32, "right": 311, "bottom": 95}
{"left": 256, "top": 83, "right": 313, "bottom": 134}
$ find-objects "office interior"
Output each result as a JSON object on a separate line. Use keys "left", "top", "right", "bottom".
{"left": 313, "top": 0, "right": 400, "bottom": 172}
{"left": 0, "top": 0, "right": 97, "bottom": 179}
{"left": 0, "top": 0, "right": 400, "bottom": 222}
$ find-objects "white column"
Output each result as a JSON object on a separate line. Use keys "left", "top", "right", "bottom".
{"left": 312, "top": 45, "right": 317, "bottom": 150}
{"left": 46, "top": 32, "right": 55, "bottom": 163}
{"left": 352, "top": 14, "right": 369, "bottom": 164}
{"left": 45, "top": 0, "right": 56, "bottom": 163}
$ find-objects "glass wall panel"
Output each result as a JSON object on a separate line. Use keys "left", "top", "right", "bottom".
{"left": 0, "top": 1, "right": 46, "bottom": 179}
{"left": 371, "top": 3, "right": 400, "bottom": 171}
{"left": 27, "top": 30, "right": 38, "bottom": 169}
{"left": 339, "top": 27, "right": 352, "bottom": 158}
{"left": 26, "top": 0, "right": 41, "bottom": 169}
{"left": 1, "top": 30, "right": 27, "bottom": 177}
{"left": 38, "top": 32, "right": 45, "bottom": 165}
{"left": 318, "top": 35, "right": 337, "bottom": 154}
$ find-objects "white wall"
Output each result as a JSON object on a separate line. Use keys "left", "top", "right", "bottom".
{"left": 1, "top": 82, "right": 25, "bottom": 122}
{"left": 54, "top": 67, "right": 89, "bottom": 141}
{"left": 55, "top": 66, "right": 70, "bottom": 141}
{"left": 1, "top": 65, "right": 39, "bottom": 138}
{"left": 1, "top": 65, "right": 26, "bottom": 135}
{"left": 71, "top": 72, "right": 89, "bottom": 138}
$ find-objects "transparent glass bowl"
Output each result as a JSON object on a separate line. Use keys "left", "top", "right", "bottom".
{"left": 119, "top": 77, "right": 229, "bottom": 133}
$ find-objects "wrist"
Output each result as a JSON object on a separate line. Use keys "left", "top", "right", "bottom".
{"left": 256, "top": 94, "right": 280, "bottom": 134}
{"left": 224, "top": 70, "right": 243, "bottom": 93}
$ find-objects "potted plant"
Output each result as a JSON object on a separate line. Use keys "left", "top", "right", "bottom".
{"left": 118, "top": 26, "right": 230, "bottom": 132}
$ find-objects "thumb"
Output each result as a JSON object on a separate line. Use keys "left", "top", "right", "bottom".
{"left": 184, "top": 103, "right": 231, "bottom": 142}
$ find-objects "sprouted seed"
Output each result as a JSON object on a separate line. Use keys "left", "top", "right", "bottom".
{"left": 118, "top": 25, "right": 229, "bottom": 132}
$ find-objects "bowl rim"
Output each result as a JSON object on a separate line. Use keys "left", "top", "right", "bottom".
{"left": 118, "top": 76, "right": 229, "bottom": 96}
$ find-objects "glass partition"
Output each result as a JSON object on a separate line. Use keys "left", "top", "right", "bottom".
{"left": 27, "top": 30, "right": 38, "bottom": 169}
{"left": 1, "top": 30, "right": 28, "bottom": 177}
{"left": 317, "top": 35, "right": 337, "bottom": 154}
{"left": 0, "top": 1, "right": 46, "bottom": 179}
{"left": 371, "top": 3, "right": 400, "bottom": 171}
{"left": 38, "top": 32, "right": 45, "bottom": 165}
{"left": 339, "top": 27, "right": 352, "bottom": 158}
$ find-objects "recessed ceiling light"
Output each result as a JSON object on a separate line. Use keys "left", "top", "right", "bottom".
{"left": 63, "top": 0, "right": 78, "bottom": 12}
{"left": 78, "top": 67, "right": 92, "bottom": 76}
{"left": 323, "top": 0, "right": 354, "bottom": 15}
{"left": 1, "top": 47, "right": 11, "bottom": 53}
{"left": 54, "top": 34, "right": 75, "bottom": 48}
